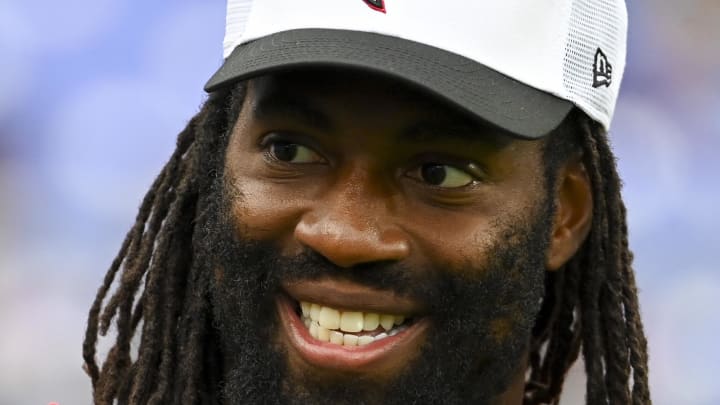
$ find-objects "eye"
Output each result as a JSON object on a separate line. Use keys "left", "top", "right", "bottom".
{"left": 268, "top": 141, "right": 324, "bottom": 164}
{"left": 412, "top": 163, "right": 477, "bottom": 188}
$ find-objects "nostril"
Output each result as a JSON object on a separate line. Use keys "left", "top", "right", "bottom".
{"left": 294, "top": 210, "right": 410, "bottom": 268}
{"left": 352, "top": 260, "right": 397, "bottom": 272}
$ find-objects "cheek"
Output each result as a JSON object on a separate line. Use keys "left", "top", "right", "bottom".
{"left": 404, "top": 199, "right": 532, "bottom": 276}
{"left": 411, "top": 217, "right": 497, "bottom": 274}
{"left": 227, "top": 175, "right": 306, "bottom": 244}
{"left": 224, "top": 129, "right": 308, "bottom": 245}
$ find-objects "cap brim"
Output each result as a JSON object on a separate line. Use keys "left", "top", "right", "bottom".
{"left": 204, "top": 29, "right": 572, "bottom": 139}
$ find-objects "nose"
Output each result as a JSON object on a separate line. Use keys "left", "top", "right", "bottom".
{"left": 293, "top": 175, "right": 410, "bottom": 268}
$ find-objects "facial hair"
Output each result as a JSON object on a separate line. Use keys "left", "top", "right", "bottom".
{"left": 202, "top": 184, "right": 553, "bottom": 404}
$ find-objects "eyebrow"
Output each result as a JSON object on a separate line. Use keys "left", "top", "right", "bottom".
{"left": 251, "top": 92, "right": 334, "bottom": 131}
{"left": 252, "top": 89, "right": 513, "bottom": 148}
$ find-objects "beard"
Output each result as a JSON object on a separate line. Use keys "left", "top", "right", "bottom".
{"left": 201, "top": 181, "right": 553, "bottom": 404}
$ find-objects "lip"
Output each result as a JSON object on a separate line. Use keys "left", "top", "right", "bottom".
{"left": 276, "top": 292, "right": 430, "bottom": 372}
{"left": 282, "top": 279, "right": 426, "bottom": 315}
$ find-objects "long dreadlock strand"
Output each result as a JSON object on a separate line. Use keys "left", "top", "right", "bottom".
{"left": 129, "top": 152, "right": 199, "bottom": 404}
{"left": 524, "top": 110, "right": 651, "bottom": 404}
{"left": 83, "top": 162, "right": 167, "bottom": 385}
{"left": 597, "top": 138, "right": 651, "bottom": 405}
{"left": 595, "top": 125, "right": 631, "bottom": 404}
{"left": 83, "top": 83, "right": 241, "bottom": 404}
{"left": 165, "top": 85, "right": 247, "bottom": 405}
{"left": 97, "top": 152, "right": 192, "bottom": 403}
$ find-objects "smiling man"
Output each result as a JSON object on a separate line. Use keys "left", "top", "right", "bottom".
{"left": 83, "top": 0, "right": 651, "bottom": 404}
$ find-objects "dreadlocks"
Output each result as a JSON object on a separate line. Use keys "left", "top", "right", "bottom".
{"left": 83, "top": 83, "right": 244, "bottom": 404}
{"left": 525, "top": 109, "right": 651, "bottom": 405}
{"left": 83, "top": 81, "right": 651, "bottom": 405}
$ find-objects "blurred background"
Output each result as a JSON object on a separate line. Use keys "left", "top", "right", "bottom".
{"left": 0, "top": 0, "right": 718, "bottom": 403}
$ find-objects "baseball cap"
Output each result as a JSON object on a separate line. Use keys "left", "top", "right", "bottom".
{"left": 205, "top": 0, "right": 627, "bottom": 139}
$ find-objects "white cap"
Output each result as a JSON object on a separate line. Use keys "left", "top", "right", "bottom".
{"left": 205, "top": 0, "right": 627, "bottom": 138}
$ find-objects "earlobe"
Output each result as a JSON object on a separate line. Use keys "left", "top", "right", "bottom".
{"left": 546, "top": 157, "right": 593, "bottom": 271}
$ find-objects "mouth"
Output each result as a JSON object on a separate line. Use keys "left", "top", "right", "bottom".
{"left": 276, "top": 280, "right": 431, "bottom": 371}
{"left": 297, "top": 299, "right": 416, "bottom": 345}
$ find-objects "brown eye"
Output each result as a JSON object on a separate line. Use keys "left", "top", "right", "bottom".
{"left": 418, "top": 163, "right": 475, "bottom": 188}
{"left": 269, "top": 141, "right": 323, "bottom": 163}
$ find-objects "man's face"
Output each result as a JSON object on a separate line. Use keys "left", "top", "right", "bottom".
{"left": 206, "top": 69, "right": 556, "bottom": 404}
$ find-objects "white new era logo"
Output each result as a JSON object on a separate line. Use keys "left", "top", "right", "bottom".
{"left": 592, "top": 48, "right": 612, "bottom": 88}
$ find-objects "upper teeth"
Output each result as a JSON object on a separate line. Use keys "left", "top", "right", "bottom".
{"left": 299, "top": 301, "right": 409, "bottom": 346}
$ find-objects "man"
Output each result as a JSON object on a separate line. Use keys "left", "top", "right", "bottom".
{"left": 83, "top": 0, "right": 651, "bottom": 404}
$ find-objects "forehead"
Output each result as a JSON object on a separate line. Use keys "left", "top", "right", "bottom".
{"left": 246, "top": 68, "right": 519, "bottom": 147}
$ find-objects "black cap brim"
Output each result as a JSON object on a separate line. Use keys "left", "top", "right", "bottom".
{"left": 204, "top": 29, "right": 572, "bottom": 139}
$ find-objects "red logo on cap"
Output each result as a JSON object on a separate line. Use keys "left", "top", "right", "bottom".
{"left": 363, "top": 0, "right": 385, "bottom": 13}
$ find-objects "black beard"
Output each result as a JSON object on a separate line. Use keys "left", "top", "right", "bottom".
{"left": 202, "top": 186, "right": 552, "bottom": 404}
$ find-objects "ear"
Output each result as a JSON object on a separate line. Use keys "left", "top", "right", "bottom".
{"left": 546, "top": 155, "right": 593, "bottom": 271}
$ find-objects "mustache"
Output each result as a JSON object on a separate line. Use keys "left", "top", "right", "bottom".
{"left": 219, "top": 238, "right": 446, "bottom": 306}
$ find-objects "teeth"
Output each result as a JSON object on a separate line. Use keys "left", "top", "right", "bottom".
{"left": 310, "top": 303, "right": 321, "bottom": 321}
{"left": 363, "top": 313, "right": 380, "bottom": 331}
{"left": 387, "top": 325, "right": 407, "bottom": 337}
{"left": 318, "top": 306, "right": 340, "bottom": 330}
{"left": 379, "top": 314, "right": 395, "bottom": 331}
{"left": 330, "top": 330, "right": 344, "bottom": 344}
{"left": 343, "top": 334, "right": 358, "bottom": 346}
{"left": 358, "top": 335, "right": 374, "bottom": 346}
{"left": 317, "top": 325, "right": 330, "bottom": 342}
{"left": 340, "top": 311, "right": 364, "bottom": 333}
{"left": 301, "top": 302, "right": 311, "bottom": 317}
{"left": 298, "top": 301, "right": 412, "bottom": 347}
{"left": 309, "top": 322, "right": 318, "bottom": 338}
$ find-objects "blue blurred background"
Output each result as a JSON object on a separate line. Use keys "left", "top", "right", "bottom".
{"left": 0, "top": 1, "right": 718, "bottom": 404}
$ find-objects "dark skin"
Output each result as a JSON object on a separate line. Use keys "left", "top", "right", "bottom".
{"left": 221, "top": 69, "right": 592, "bottom": 404}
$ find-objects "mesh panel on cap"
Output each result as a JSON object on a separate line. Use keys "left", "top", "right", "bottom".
{"left": 224, "top": 0, "right": 255, "bottom": 58}
{"left": 562, "top": 0, "right": 625, "bottom": 129}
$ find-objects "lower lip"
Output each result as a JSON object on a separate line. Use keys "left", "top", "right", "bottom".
{"left": 276, "top": 294, "right": 430, "bottom": 371}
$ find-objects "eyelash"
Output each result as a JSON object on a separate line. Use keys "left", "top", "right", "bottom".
{"left": 404, "top": 153, "right": 486, "bottom": 188}
{"left": 409, "top": 165, "right": 482, "bottom": 190}
{"left": 259, "top": 132, "right": 322, "bottom": 161}
{"left": 259, "top": 134, "right": 486, "bottom": 189}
